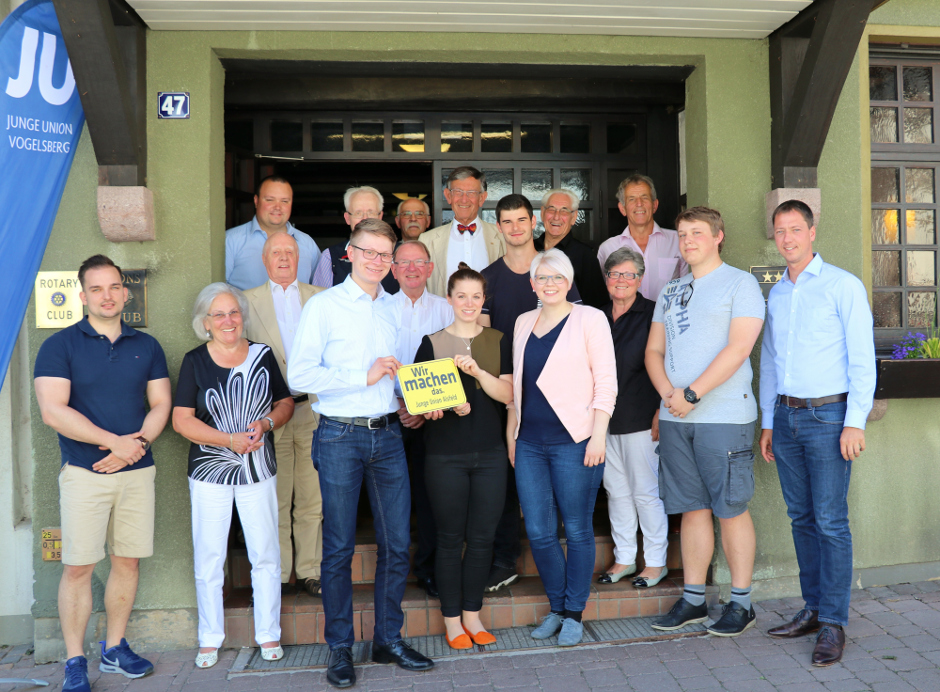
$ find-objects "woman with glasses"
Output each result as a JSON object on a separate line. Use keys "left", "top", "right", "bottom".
{"left": 413, "top": 263, "right": 513, "bottom": 650}
{"left": 508, "top": 249, "right": 617, "bottom": 646}
{"left": 172, "top": 283, "right": 294, "bottom": 669}
{"left": 598, "top": 248, "right": 669, "bottom": 589}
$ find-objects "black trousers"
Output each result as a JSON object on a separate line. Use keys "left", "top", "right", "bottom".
{"left": 491, "top": 464, "right": 522, "bottom": 570}
{"left": 404, "top": 426, "right": 436, "bottom": 580}
{"left": 425, "top": 447, "right": 507, "bottom": 617}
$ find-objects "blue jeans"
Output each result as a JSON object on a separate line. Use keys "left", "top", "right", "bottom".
{"left": 313, "top": 417, "right": 411, "bottom": 649}
{"left": 514, "top": 439, "right": 602, "bottom": 613}
{"left": 772, "top": 401, "right": 852, "bottom": 627}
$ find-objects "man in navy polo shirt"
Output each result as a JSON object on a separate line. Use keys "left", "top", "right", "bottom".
{"left": 34, "top": 255, "right": 172, "bottom": 692}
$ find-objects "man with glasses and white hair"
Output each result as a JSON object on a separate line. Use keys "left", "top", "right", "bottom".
{"left": 312, "top": 185, "right": 399, "bottom": 294}
{"left": 645, "top": 207, "right": 765, "bottom": 639}
{"left": 395, "top": 197, "right": 432, "bottom": 242}
{"left": 535, "top": 188, "right": 608, "bottom": 308}
{"left": 290, "top": 219, "right": 435, "bottom": 688}
{"left": 422, "top": 166, "right": 505, "bottom": 296}
{"left": 597, "top": 174, "right": 688, "bottom": 301}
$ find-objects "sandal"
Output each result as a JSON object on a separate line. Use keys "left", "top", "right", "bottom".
{"left": 194, "top": 650, "right": 218, "bottom": 669}
{"left": 260, "top": 645, "right": 284, "bottom": 661}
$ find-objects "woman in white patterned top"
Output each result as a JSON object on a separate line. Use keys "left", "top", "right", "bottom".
{"left": 173, "top": 283, "right": 294, "bottom": 669}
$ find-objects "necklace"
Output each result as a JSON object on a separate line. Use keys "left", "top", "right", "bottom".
{"left": 459, "top": 335, "right": 476, "bottom": 351}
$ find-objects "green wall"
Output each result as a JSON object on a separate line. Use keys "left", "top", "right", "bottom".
{"left": 26, "top": 0, "right": 940, "bottom": 637}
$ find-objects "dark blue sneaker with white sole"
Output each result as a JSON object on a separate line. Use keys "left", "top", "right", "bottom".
{"left": 63, "top": 655, "right": 90, "bottom": 692}
{"left": 99, "top": 638, "right": 154, "bottom": 678}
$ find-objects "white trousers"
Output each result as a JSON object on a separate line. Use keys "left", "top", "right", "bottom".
{"left": 189, "top": 476, "right": 281, "bottom": 648}
{"left": 604, "top": 429, "right": 669, "bottom": 567}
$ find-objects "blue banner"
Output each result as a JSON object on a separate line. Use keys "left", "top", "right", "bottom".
{"left": 0, "top": 0, "right": 84, "bottom": 378}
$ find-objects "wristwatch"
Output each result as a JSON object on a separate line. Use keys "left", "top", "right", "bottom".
{"left": 683, "top": 387, "right": 700, "bottom": 405}
{"left": 136, "top": 435, "right": 151, "bottom": 451}
{"left": 264, "top": 416, "right": 275, "bottom": 433}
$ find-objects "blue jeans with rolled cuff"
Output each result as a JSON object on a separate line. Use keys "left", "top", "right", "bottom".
{"left": 313, "top": 417, "right": 412, "bottom": 649}
{"left": 772, "top": 400, "right": 853, "bottom": 627}
{"left": 514, "top": 438, "right": 603, "bottom": 614}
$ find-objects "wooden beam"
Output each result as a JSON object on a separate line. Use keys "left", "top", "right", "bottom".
{"left": 770, "top": 0, "right": 872, "bottom": 188}
{"left": 52, "top": 0, "right": 145, "bottom": 184}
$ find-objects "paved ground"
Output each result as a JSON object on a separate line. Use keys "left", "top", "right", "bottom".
{"left": 5, "top": 581, "right": 940, "bottom": 692}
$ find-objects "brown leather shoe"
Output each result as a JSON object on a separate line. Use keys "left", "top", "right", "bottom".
{"left": 812, "top": 625, "right": 846, "bottom": 667}
{"left": 767, "top": 608, "right": 820, "bottom": 638}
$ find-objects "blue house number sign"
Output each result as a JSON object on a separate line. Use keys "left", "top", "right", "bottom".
{"left": 158, "top": 92, "right": 190, "bottom": 119}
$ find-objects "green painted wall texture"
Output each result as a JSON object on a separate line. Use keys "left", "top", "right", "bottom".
{"left": 25, "top": 0, "right": 940, "bottom": 625}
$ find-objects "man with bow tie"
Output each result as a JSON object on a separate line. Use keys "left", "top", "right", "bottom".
{"left": 421, "top": 166, "right": 505, "bottom": 296}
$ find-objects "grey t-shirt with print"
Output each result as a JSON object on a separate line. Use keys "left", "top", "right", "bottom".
{"left": 652, "top": 262, "right": 765, "bottom": 425}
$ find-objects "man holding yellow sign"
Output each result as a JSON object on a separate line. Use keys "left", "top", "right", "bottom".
{"left": 410, "top": 264, "right": 513, "bottom": 651}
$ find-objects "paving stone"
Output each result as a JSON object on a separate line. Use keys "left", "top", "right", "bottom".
{"left": 822, "top": 680, "right": 872, "bottom": 692}
{"left": 623, "top": 672, "right": 682, "bottom": 692}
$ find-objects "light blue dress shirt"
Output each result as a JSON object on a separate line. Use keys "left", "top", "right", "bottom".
{"left": 225, "top": 217, "right": 321, "bottom": 290}
{"left": 287, "top": 275, "right": 400, "bottom": 418}
{"left": 759, "top": 253, "right": 876, "bottom": 430}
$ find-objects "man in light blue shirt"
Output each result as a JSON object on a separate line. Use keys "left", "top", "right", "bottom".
{"left": 759, "top": 200, "right": 876, "bottom": 668}
{"left": 225, "top": 176, "right": 321, "bottom": 290}
{"left": 288, "top": 219, "right": 434, "bottom": 687}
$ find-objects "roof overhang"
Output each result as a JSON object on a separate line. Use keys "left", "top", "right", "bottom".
{"left": 125, "top": 0, "right": 814, "bottom": 38}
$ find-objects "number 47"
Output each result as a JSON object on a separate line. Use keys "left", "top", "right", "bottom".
{"left": 159, "top": 93, "right": 188, "bottom": 118}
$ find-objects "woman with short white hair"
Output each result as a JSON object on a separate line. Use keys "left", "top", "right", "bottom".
{"left": 172, "top": 282, "right": 294, "bottom": 669}
{"left": 507, "top": 249, "right": 617, "bottom": 646}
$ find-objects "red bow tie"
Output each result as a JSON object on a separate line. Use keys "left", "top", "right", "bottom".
{"left": 457, "top": 223, "right": 477, "bottom": 234}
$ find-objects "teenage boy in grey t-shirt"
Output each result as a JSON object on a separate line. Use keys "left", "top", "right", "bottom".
{"left": 645, "top": 207, "right": 765, "bottom": 638}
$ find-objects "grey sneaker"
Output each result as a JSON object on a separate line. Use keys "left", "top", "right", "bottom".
{"left": 557, "top": 618, "right": 584, "bottom": 646}
{"left": 531, "top": 612, "right": 564, "bottom": 640}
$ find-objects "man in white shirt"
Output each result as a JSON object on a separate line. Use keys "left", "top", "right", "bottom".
{"left": 395, "top": 198, "right": 432, "bottom": 242}
{"left": 597, "top": 174, "right": 688, "bottom": 300}
{"left": 244, "top": 232, "right": 325, "bottom": 599}
{"left": 289, "top": 219, "right": 434, "bottom": 687}
{"left": 421, "top": 167, "right": 505, "bottom": 296}
{"left": 226, "top": 176, "right": 321, "bottom": 290}
{"left": 390, "top": 240, "right": 452, "bottom": 599}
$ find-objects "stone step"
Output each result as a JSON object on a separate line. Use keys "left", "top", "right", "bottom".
{"left": 229, "top": 531, "right": 683, "bottom": 590}
{"left": 221, "top": 571, "right": 717, "bottom": 648}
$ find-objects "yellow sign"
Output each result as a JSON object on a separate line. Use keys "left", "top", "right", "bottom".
{"left": 41, "top": 527, "right": 62, "bottom": 561}
{"left": 397, "top": 358, "right": 467, "bottom": 415}
{"left": 35, "top": 271, "right": 82, "bottom": 329}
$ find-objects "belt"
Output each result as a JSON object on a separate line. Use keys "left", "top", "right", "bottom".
{"left": 778, "top": 393, "right": 848, "bottom": 409}
{"left": 292, "top": 394, "right": 308, "bottom": 403}
{"left": 324, "top": 412, "right": 399, "bottom": 430}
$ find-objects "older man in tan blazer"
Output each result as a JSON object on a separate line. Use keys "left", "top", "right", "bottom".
{"left": 244, "top": 231, "right": 325, "bottom": 598}
{"left": 422, "top": 166, "right": 505, "bottom": 296}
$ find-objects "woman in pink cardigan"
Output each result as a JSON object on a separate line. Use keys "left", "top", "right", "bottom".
{"left": 507, "top": 248, "right": 617, "bottom": 646}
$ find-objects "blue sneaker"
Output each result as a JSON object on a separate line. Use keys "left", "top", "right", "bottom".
{"left": 63, "top": 655, "right": 90, "bottom": 692}
{"left": 530, "top": 612, "right": 564, "bottom": 640}
{"left": 99, "top": 638, "right": 154, "bottom": 678}
{"left": 557, "top": 618, "right": 584, "bottom": 646}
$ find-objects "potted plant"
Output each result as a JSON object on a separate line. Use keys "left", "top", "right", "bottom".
{"left": 876, "top": 330, "right": 940, "bottom": 399}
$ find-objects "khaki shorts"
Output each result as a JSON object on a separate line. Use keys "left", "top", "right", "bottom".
{"left": 58, "top": 463, "right": 156, "bottom": 565}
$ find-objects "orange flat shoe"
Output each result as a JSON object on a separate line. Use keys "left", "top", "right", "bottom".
{"left": 463, "top": 624, "right": 497, "bottom": 646}
{"left": 445, "top": 631, "right": 473, "bottom": 650}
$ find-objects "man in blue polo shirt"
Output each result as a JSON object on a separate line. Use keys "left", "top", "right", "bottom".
{"left": 34, "top": 255, "right": 172, "bottom": 692}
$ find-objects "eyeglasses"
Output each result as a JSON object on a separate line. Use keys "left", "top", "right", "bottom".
{"left": 394, "top": 259, "right": 429, "bottom": 267}
{"left": 447, "top": 188, "right": 483, "bottom": 199}
{"left": 398, "top": 211, "right": 427, "bottom": 219}
{"left": 606, "top": 271, "right": 641, "bottom": 281}
{"left": 208, "top": 309, "right": 241, "bottom": 320}
{"left": 534, "top": 274, "right": 567, "bottom": 285}
{"left": 679, "top": 282, "right": 694, "bottom": 308}
{"left": 350, "top": 244, "right": 395, "bottom": 263}
{"left": 349, "top": 211, "right": 380, "bottom": 220}
{"left": 544, "top": 206, "right": 574, "bottom": 216}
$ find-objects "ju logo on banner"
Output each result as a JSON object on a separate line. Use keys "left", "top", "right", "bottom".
{"left": 0, "top": 0, "right": 84, "bottom": 375}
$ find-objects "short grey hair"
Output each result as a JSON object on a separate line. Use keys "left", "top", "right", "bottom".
{"left": 192, "top": 283, "right": 250, "bottom": 341}
{"left": 394, "top": 239, "right": 431, "bottom": 260}
{"left": 396, "top": 198, "right": 430, "bottom": 216}
{"left": 530, "top": 248, "right": 575, "bottom": 286}
{"left": 616, "top": 174, "right": 658, "bottom": 205}
{"left": 604, "top": 247, "right": 645, "bottom": 277}
{"left": 541, "top": 188, "right": 580, "bottom": 212}
{"left": 446, "top": 166, "right": 487, "bottom": 192}
{"left": 343, "top": 186, "right": 384, "bottom": 213}
{"left": 261, "top": 230, "right": 299, "bottom": 258}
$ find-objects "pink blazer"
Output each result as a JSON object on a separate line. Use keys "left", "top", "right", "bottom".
{"left": 511, "top": 304, "right": 618, "bottom": 443}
